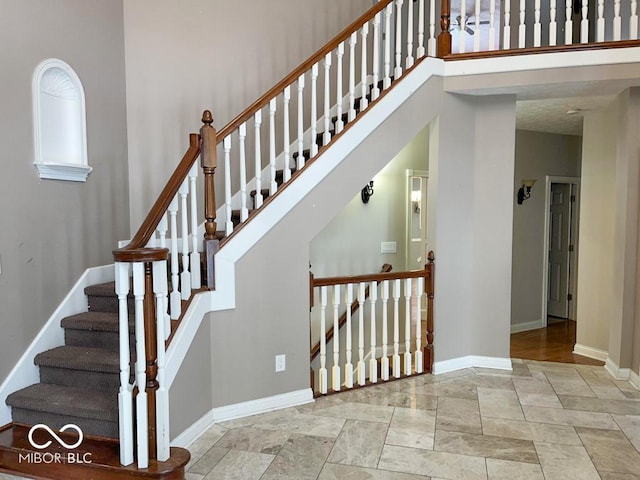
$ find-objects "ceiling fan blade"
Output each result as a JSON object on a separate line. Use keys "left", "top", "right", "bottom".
{"left": 465, "top": 26, "right": 475, "bottom": 35}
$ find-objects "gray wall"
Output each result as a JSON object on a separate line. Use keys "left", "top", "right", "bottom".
{"left": 511, "top": 130, "right": 582, "bottom": 331}
{"left": 122, "top": 0, "right": 372, "bottom": 231}
{"left": 0, "top": 0, "right": 129, "bottom": 383}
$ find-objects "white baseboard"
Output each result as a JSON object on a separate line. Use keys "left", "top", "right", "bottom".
{"left": 171, "top": 388, "right": 314, "bottom": 448}
{"left": 605, "top": 358, "right": 631, "bottom": 381}
{"left": 434, "top": 355, "right": 512, "bottom": 374}
{"left": 0, "top": 264, "right": 114, "bottom": 425}
{"left": 510, "top": 320, "right": 544, "bottom": 334}
{"left": 629, "top": 370, "right": 640, "bottom": 390}
{"left": 573, "top": 344, "right": 608, "bottom": 362}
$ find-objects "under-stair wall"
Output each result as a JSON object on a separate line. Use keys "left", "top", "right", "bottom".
{"left": 0, "top": 0, "right": 129, "bottom": 385}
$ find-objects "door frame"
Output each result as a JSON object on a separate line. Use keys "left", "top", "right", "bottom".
{"left": 541, "top": 175, "right": 581, "bottom": 327}
{"left": 405, "top": 169, "right": 429, "bottom": 271}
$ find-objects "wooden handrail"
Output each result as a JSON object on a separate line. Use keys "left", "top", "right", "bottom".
{"left": 215, "top": 0, "right": 396, "bottom": 142}
{"left": 310, "top": 264, "right": 392, "bottom": 362}
{"left": 312, "top": 266, "right": 428, "bottom": 288}
{"left": 113, "top": 133, "right": 202, "bottom": 262}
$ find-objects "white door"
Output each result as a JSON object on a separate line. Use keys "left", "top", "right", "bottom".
{"left": 547, "top": 183, "right": 572, "bottom": 318}
{"left": 407, "top": 174, "right": 428, "bottom": 271}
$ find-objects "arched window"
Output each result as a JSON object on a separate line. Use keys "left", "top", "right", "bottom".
{"left": 32, "top": 58, "right": 91, "bottom": 182}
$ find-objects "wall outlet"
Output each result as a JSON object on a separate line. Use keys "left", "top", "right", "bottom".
{"left": 381, "top": 241, "right": 397, "bottom": 254}
{"left": 275, "top": 354, "right": 286, "bottom": 372}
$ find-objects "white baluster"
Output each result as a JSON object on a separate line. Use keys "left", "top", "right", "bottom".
{"left": 179, "top": 178, "right": 191, "bottom": 299}
{"left": 332, "top": 285, "right": 341, "bottom": 391}
{"left": 311, "top": 63, "right": 319, "bottom": 157}
{"left": 297, "top": 74, "right": 305, "bottom": 170}
{"left": 407, "top": 0, "right": 415, "bottom": 67}
{"left": 188, "top": 164, "right": 201, "bottom": 290}
{"left": 223, "top": 136, "right": 233, "bottom": 237}
{"left": 632, "top": 0, "right": 639, "bottom": 40}
{"left": 345, "top": 284, "right": 354, "bottom": 388}
{"left": 372, "top": 13, "right": 381, "bottom": 101}
{"left": 614, "top": 0, "right": 621, "bottom": 40}
{"left": 360, "top": 22, "right": 369, "bottom": 111}
{"left": 357, "top": 282, "right": 366, "bottom": 386}
{"left": 404, "top": 278, "right": 413, "bottom": 375}
{"left": 132, "top": 262, "right": 148, "bottom": 469}
{"left": 549, "top": 0, "right": 558, "bottom": 46}
{"left": 335, "top": 42, "right": 345, "bottom": 134}
{"left": 534, "top": 0, "right": 541, "bottom": 46}
{"left": 519, "top": 0, "right": 526, "bottom": 48}
{"left": 380, "top": 280, "right": 390, "bottom": 381}
{"left": 323, "top": 52, "right": 332, "bottom": 147}
{"left": 384, "top": 4, "right": 393, "bottom": 89}
{"left": 565, "top": 0, "right": 573, "bottom": 45}
{"left": 153, "top": 260, "right": 170, "bottom": 461}
{"left": 319, "top": 286, "right": 328, "bottom": 394}
{"left": 368, "top": 281, "right": 378, "bottom": 384}
{"left": 460, "top": 0, "right": 467, "bottom": 53}
{"left": 474, "top": 0, "right": 481, "bottom": 52}
{"left": 392, "top": 279, "right": 401, "bottom": 378}
{"left": 269, "top": 98, "right": 277, "bottom": 194}
{"left": 428, "top": 0, "right": 437, "bottom": 56}
{"left": 582, "top": 0, "right": 590, "bottom": 43}
{"left": 254, "top": 111, "right": 263, "bottom": 208}
{"left": 597, "top": 0, "right": 605, "bottom": 41}
{"left": 115, "top": 263, "right": 133, "bottom": 466}
{"left": 418, "top": 0, "right": 426, "bottom": 58}
{"left": 156, "top": 213, "right": 170, "bottom": 340}
{"left": 239, "top": 123, "right": 249, "bottom": 222}
{"left": 504, "top": 0, "right": 511, "bottom": 49}
{"left": 489, "top": 0, "right": 497, "bottom": 50}
{"left": 168, "top": 195, "right": 180, "bottom": 319}
{"left": 414, "top": 277, "right": 424, "bottom": 374}
{"left": 348, "top": 33, "right": 357, "bottom": 122}
{"left": 395, "top": 0, "right": 404, "bottom": 77}
{"left": 283, "top": 86, "right": 291, "bottom": 182}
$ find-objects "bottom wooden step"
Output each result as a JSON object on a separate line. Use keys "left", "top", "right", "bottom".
{"left": 0, "top": 423, "right": 189, "bottom": 480}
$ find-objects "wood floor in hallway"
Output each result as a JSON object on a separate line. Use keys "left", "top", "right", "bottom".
{"left": 510, "top": 319, "right": 605, "bottom": 366}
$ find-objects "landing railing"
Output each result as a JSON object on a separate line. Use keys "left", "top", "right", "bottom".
{"left": 439, "top": 0, "right": 640, "bottom": 56}
{"left": 310, "top": 253, "right": 435, "bottom": 396}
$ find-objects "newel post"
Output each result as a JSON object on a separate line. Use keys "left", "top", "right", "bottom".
{"left": 437, "top": 0, "right": 452, "bottom": 57}
{"left": 200, "top": 110, "right": 219, "bottom": 289}
{"left": 424, "top": 251, "right": 435, "bottom": 373}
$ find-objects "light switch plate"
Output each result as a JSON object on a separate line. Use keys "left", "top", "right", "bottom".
{"left": 381, "top": 242, "right": 397, "bottom": 254}
{"left": 275, "top": 354, "right": 286, "bottom": 372}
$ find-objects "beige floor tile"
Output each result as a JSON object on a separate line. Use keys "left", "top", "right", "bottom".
{"left": 436, "top": 396, "right": 482, "bottom": 434}
{"left": 522, "top": 405, "right": 619, "bottom": 429}
{"left": 185, "top": 473, "right": 205, "bottom": 480}
{"left": 386, "top": 407, "right": 436, "bottom": 450}
{"left": 318, "top": 462, "right": 430, "bottom": 479}
{"left": 203, "top": 450, "right": 274, "bottom": 480}
{"left": 311, "top": 402, "right": 395, "bottom": 423}
{"left": 213, "top": 426, "right": 289, "bottom": 454}
{"left": 481, "top": 417, "right": 581, "bottom": 445}
{"left": 478, "top": 388, "right": 524, "bottom": 420}
{"left": 186, "top": 424, "right": 229, "bottom": 468}
{"left": 614, "top": 414, "right": 640, "bottom": 453}
{"left": 434, "top": 430, "right": 538, "bottom": 464}
{"left": 327, "top": 420, "right": 388, "bottom": 468}
{"left": 576, "top": 427, "right": 640, "bottom": 475}
{"left": 599, "top": 473, "right": 640, "bottom": 479}
{"left": 414, "top": 382, "right": 478, "bottom": 400}
{"left": 261, "top": 433, "right": 334, "bottom": 480}
{"left": 512, "top": 378, "right": 555, "bottom": 395}
{"left": 534, "top": 442, "right": 600, "bottom": 480}
{"left": 485, "top": 458, "right": 544, "bottom": 480}
{"left": 516, "top": 392, "right": 563, "bottom": 408}
{"left": 559, "top": 395, "right": 640, "bottom": 415}
{"left": 451, "top": 375, "right": 515, "bottom": 391}
{"left": 378, "top": 444, "right": 487, "bottom": 479}
{"left": 188, "top": 446, "right": 229, "bottom": 475}
{"left": 244, "top": 410, "right": 346, "bottom": 438}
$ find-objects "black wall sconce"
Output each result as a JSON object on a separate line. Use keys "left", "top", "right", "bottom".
{"left": 361, "top": 181, "right": 374, "bottom": 204}
{"left": 517, "top": 179, "right": 537, "bottom": 204}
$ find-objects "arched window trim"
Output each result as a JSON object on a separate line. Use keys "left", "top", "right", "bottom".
{"left": 32, "top": 58, "right": 91, "bottom": 182}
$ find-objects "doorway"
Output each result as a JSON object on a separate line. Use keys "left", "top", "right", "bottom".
{"left": 405, "top": 169, "right": 429, "bottom": 272}
{"left": 542, "top": 176, "right": 580, "bottom": 327}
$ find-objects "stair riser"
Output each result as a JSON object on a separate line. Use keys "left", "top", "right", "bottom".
{"left": 65, "top": 329, "right": 134, "bottom": 353}
{"left": 39, "top": 367, "right": 121, "bottom": 393}
{"left": 87, "top": 296, "right": 133, "bottom": 314}
{"left": 11, "top": 409, "right": 118, "bottom": 439}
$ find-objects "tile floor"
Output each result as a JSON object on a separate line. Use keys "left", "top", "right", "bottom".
{"left": 183, "top": 360, "right": 640, "bottom": 480}
{"left": 0, "top": 359, "right": 638, "bottom": 480}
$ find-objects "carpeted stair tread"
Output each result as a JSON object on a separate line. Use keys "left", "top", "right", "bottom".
{"left": 6, "top": 383, "right": 118, "bottom": 422}
{"left": 35, "top": 346, "right": 119, "bottom": 373}
{"left": 61, "top": 311, "right": 132, "bottom": 332}
{"left": 84, "top": 282, "right": 117, "bottom": 297}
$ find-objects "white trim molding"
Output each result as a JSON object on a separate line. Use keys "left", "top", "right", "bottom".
{"left": 511, "top": 319, "right": 544, "bottom": 334}
{"left": 171, "top": 388, "right": 313, "bottom": 448}
{"left": 0, "top": 264, "right": 113, "bottom": 425}
{"left": 629, "top": 370, "right": 640, "bottom": 390}
{"left": 434, "top": 355, "right": 512, "bottom": 374}
{"left": 35, "top": 162, "right": 92, "bottom": 182}
{"left": 605, "top": 358, "right": 631, "bottom": 381}
{"left": 573, "top": 344, "right": 608, "bottom": 362}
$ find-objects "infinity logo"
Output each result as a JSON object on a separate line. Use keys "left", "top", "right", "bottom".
{"left": 28, "top": 424, "right": 83, "bottom": 450}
